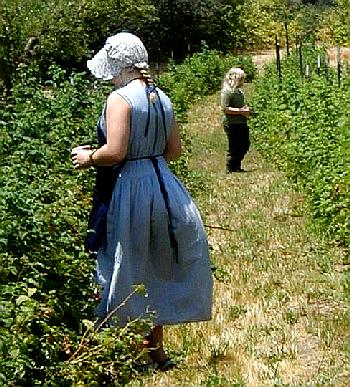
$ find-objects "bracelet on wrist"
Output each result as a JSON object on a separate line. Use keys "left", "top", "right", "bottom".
{"left": 89, "top": 149, "right": 98, "bottom": 166}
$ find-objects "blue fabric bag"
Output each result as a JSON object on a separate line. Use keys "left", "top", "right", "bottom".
{"left": 85, "top": 161, "right": 126, "bottom": 253}
{"left": 85, "top": 200, "right": 109, "bottom": 252}
{"left": 85, "top": 108, "right": 126, "bottom": 252}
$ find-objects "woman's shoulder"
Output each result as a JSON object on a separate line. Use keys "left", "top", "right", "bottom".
{"left": 106, "top": 90, "right": 132, "bottom": 111}
{"left": 156, "top": 86, "right": 170, "bottom": 99}
{"left": 108, "top": 90, "right": 127, "bottom": 102}
{"left": 156, "top": 88, "right": 173, "bottom": 110}
{"left": 112, "top": 83, "right": 144, "bottom": 106}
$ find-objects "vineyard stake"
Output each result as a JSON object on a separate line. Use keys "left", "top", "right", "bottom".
{"left": 299, "top": 42, "right": 303, "bottom": 78}
{"left": 284, "top": 21, "right": 290, "bottom": 56}
{"left": 337, "top": 46, "right": 341, "bottom": 86}
{"left": 275, "top": 36, "right": 282, "bottom": 83}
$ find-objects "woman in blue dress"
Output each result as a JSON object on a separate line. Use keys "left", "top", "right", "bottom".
{"left": 71, "top": 32, "right": 212, "bottom": 369}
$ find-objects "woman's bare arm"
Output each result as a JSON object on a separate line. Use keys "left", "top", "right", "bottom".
{"left": 100, "top": 92, "right": 131, "bottom": 164}
{"left": 164, "top": 118, "right": 182, "bottom": 162}
{"left": 223, "top": 106, "right": 252, "bottom": 118}
{"left": 72, "top": 92, "right": 131, "bottom": 168}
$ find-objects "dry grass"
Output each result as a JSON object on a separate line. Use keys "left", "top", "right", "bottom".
{"left": 327, "top": 47, "right": 350, "bottom": 67}
{"left": 251, "top": 50, "right": 284, "bottom": 74}
{"left": 132, "top": 93, "right": 350, "bottom": 386}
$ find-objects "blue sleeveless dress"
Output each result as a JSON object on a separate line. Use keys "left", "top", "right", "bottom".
{"left": 94, "top": 80, "right": 213, "bottom": 326}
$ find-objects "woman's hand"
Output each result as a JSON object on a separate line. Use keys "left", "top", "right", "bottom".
{"left": 71, "top": 145, "right": 92, "bottom": 169}
{"left": 224, "top": 106, "right": 253, "bottom": 118}
{"left": 240, "top": 106, "right": 253, "bottom": 118}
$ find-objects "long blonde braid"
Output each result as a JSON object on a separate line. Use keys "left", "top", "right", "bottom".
{"left": 139, "top": 68, "right": 157, "bottom": 103}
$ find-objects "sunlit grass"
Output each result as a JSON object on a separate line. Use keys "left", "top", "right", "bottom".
{"left": 132, "top": 93, "right": 350, "bottom": 386}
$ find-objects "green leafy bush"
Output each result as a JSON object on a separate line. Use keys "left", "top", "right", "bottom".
{"left": 0, "top": 48, "right": 256, "bottom": 384}
{"left": 0, "top": 65, "right": 153, "bottom": 385}
{"left": 318, "top": 0, "right": 350, "bottom": 45}
{"left": 250, "top": 48, "right": 350, "bottom": 247}
{"left": 0, "top": 0, "right": 156, "bottom": 92}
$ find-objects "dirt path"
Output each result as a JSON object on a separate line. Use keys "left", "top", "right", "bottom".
{"left": 133, "top": 53, "right": 349, "bottom": 386}
{"left": 133, "top": 92, "right": 350, "bottom": 386}
{"left": 251, "top": 50, "right": 281, "bottom": 74}
{"left": 184, "top": 94, "right": 350, "bottom": 386}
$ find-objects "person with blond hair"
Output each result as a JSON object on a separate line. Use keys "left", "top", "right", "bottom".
{"left": 221, "top": 67, "right": 253, "bottom": 172}
{"left": 71, "top": 32, "right": 213, "bottom": 370}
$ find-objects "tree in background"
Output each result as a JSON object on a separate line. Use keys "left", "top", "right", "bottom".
{"left": 0, "top": 0, "right": 248, "bottom": 92}
{"left": 0, "top": 0, "right": 156, "bottom": 93}
{"left": 146, "top": 0, "right": 245, "bottom": 59}
{"left": 0, "top": 0, "right": 344, "bottom": 94}
{"left": 318, "top": 0, "right": 350, "bottom": 45}
{"left": 238, "top": 0, "right": 287, "bottom": 49}
{"left": 238, "top": 0, "right": 339, "bottom": 49}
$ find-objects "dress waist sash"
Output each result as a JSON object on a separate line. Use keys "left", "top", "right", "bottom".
{"left": 126, "top": 154, "right": 179, "bottom": 262}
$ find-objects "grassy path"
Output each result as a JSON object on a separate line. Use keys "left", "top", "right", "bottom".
{"left": 133, "top": 93, "right": 350, "bottom": 386}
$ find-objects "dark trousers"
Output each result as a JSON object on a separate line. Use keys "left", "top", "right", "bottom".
{"left": 224, "top": 122, "right": 250, "bottom": 171}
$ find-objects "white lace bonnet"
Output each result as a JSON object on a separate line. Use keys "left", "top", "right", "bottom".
{"left": 87, "top": 32, "right": 149, "bottom": 80}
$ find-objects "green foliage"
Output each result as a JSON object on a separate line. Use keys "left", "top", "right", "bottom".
{"left": 35, "top": 0, "right": 156, "bottom": 67}
{"left": 239, "top": 0, "right": 286, "bottom": 49}
{"left": 53, "top": 321, "right": 151, "bottom": 385}
{"left": 1, "top": 0, "right": 341, "bottom": 96}
{"left": 148, "top": 0, "right": 246, "bottom": 57}
{"left": 237, "top": 0, "right": 340, "bottom": 49}
{"left": 0, "top": 49, "right": 256, "bottom": 384}
{"left": 0, "top": 0, "right": 156, "bottom": 91}
{"left": 250, "top": 48, "right": 350, "bottom": 247}
{"left": 1, "top": 66, "right": 92, "bottom": 384}
{"left": 318, "top": 0, "right": 350, "bottom": 45}
{"left": 0, "top": 65, "right": 153, "bottom": 385}
{"left": 52, "top": 286, "right": 152, "bottom": 385}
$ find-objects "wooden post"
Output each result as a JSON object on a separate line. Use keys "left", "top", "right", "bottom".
{"left": 284, "top": 21, "right": 290, "bottom": 56}
{"left": 299, "top": 42, "right": 303, "bottom": 78}
{"left": 337, "top": 46, "right": 341, "bottom": 86}
{"left": 276, "top": 36, "right": 282, "bottom": 83}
